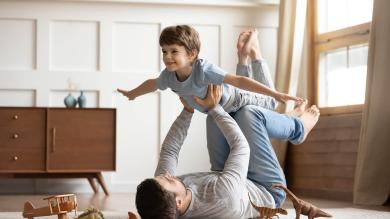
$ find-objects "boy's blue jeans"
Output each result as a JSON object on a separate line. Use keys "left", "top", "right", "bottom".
{"left": 206, "top": 105, "right": 304, "bottom": 207}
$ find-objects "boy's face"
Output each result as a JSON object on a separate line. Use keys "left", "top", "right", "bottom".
{"left": 161, "top": 44, "right": 196, "bottom": 74}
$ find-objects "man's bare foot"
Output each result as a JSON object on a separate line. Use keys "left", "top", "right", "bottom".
{"left": 237, "top": 31, "right": 250, "bottom": 64}
{"left": 242, "top": 29, "right": 256, "bottom": 56}
{"left": 243, "top": 29, "right": 262, "bottom": 60}
{"left": 237, "top": 31, "right": 250, "bottom": 51}
{"left": 286, "top": 99, "right": 308, "bottom": 117}
{"left": 249, "top": 29, "right": 262, "bottom": 60}
{"left": 295, "top": 105, "right": 320, "bottom": 145}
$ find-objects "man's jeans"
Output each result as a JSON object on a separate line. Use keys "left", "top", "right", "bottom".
{"left": 206, "top": 105, "right": 304, "bottom": 207}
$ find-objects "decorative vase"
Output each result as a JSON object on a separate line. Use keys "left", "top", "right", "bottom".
{"left": 77, "top": 90, "right": 87, "bottom": 108}
{"left": 64, "top": 93, "right": 77, "bottom": 108}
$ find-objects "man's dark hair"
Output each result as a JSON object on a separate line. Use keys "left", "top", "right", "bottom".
{"left": 136, "top": 178, "right": 177, "bottom": 219}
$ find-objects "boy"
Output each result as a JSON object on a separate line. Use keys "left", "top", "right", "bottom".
{"left": 118, "top": 25, "right": 301, "bottom": 113}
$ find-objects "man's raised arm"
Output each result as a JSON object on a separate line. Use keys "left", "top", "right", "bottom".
{"left": 154, "top": 108, "right": 193, "bottom": 177}
{"left": 194, "top": 85, "right": 250, "bottom": 194}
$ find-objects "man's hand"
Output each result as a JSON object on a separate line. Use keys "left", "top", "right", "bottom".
{"left": 117, "top": 88, "right": 137, "bottom": 101}
{"left": 193, "top": 84, "right": 222, "bottom": 111}
{"left": 180, "top": 97, "right": 194, "bottom": 113}
{"left": 274, "top": 92, "right": 303, "bottom": 104}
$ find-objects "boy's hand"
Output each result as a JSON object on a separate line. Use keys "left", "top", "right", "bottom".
{"left": 180, "top": 97, "right": 194, "bottom": 113}
{"left": 117, "top": 88, "right": 137, "bottom": 101}
{"left": 193, "top": 84, "right": 222, "bottom": 110}
{"left": 275, "top": 92, "right": 303, "bottom": 104}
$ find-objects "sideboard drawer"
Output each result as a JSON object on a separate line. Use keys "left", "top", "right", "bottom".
{"left": 0, "top": 148, "right": 45, "bottom": 171}
{"left": 0, "top": 108, "right": 45, "bottom": 125}
{"left": 0, "top": 108, "right": 45, "bottom": 149}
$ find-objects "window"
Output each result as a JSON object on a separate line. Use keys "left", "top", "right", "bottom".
{"left": 318, "top": 43, "right": 368, "bottom": 107}
{"left": 317, "top": 0, "right": 373, "bottom": 33}
{"left": 310, "top": 0, "right": 373, "bottom": 113}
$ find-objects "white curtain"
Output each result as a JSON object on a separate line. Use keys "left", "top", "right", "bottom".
{"left": 273, "top": 0, "right": 307, "bottom": 167}
{"left": 353, "top": 0, "right": 390, "bottom": 205}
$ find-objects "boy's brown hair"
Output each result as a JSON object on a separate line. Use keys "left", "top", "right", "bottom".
{"left": 159, "top": 25, "right": 201, "bottom": 58}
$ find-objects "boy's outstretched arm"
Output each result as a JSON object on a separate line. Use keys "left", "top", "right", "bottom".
{"left": 223, "top": 74, "right": 302, "bottom": 104}
{"left": 117, "top": 78, "right": 158, "bottom": 101}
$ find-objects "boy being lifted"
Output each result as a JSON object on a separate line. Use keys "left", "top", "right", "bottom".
{"left": 118, "top": 25, "right": 302, "bottom": 114}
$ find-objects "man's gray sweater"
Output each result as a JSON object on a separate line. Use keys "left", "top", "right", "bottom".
{"left": 155, "top": 105, "right": 275, "bottom": 219}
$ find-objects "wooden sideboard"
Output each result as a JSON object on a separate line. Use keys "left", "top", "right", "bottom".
{"left": 0, "top": 107, "right": 116, "bottom": 195}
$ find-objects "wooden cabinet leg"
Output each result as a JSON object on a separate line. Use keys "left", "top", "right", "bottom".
{"left": 96, "top": 172, "right": 109, "bottom": 196}
{"left": 87, "top": 177, "right": 98, "bottom": 193}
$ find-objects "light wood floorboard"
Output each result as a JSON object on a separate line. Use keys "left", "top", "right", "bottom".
{"left": 1, "top": 193, "right": 389, "bottom": 218}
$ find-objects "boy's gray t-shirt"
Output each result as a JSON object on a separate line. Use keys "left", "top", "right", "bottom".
{"left": 156, "top": 58, "right": 234, "bottom": 113}
{"left": 155, "top": 106, "right": 275, "bottom": 219}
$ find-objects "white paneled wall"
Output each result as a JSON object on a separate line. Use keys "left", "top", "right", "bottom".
{"left": 0, "top": 89, "right": 36, "bottom": 106}
{"left": 0, "top": 19, "right": 36, "bottom": 71}
{"left": 50, "top": 20, "right": 99, "bottom": 72}
{"left": 0, "top": 0, "right": 279, "bottom": 193}
{"left": 112, "top": 22, "right": 161, "bottom": 73}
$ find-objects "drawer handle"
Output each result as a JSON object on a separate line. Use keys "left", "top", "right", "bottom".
{"left": 13, "top": 156, "right": 18, "bottom": 161}
{"left": 13, "top": 115, "right": 19, "bottom": 120}
{"left": 13, "top": 133, "right": 19, "bottom": 139}
{"left": 52, "top": 128, "right": 56, "bottom": 153}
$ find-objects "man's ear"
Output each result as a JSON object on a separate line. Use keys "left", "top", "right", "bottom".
{"left": 175, "top": 196, "right": 183, "bottom": 210}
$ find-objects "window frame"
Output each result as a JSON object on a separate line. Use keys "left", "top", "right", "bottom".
{"left": 308, "top": 0, "right": 371, "bottom": 115}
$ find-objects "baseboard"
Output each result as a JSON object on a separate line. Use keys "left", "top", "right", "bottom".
{"left": 291, "top": 187, "right": 353, "bottom": 201}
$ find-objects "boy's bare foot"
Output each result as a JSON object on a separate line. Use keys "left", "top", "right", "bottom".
{"left": 237, "top": 31, "right": 250, "bottom": 64}
{"left": 286, "top": 99, "right": 308, "bottom": 117}
{"left": 295, "top": 105, "right": 320, "bottom": 145}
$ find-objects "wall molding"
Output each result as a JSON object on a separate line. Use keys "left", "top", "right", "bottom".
{"left": 43, "top": 0, "right": 279, "bottom": 7}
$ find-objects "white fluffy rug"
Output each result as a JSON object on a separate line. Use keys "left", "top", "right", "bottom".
{"left": 2, "top": 208, "right": 390, "bottom": 219}
{"left": 279, "top": 208, "right": 390, "bottom": 219}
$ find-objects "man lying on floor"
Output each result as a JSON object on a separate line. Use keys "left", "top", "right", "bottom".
{"left": 135, "top": 84, "right": 320, "bottom": 219}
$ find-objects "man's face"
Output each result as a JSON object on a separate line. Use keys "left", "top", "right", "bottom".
{"left": 155, "top": 173, "right": 187, "bottom": 196}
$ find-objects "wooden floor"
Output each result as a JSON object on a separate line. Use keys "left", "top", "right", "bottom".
{"left": 1, "top": 193, "right": 389, "bottom": 218}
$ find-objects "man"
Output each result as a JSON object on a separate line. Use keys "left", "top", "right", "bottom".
{"left": 135, "top": 85, "right": 319, "bottom": 219}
